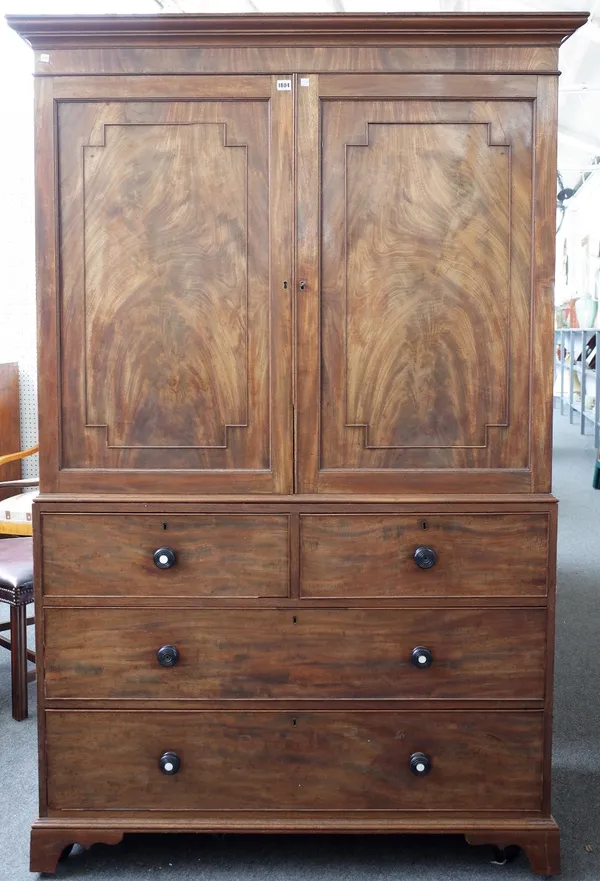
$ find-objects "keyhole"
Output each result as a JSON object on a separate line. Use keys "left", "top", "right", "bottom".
{"left": 292, "top": 616, "right": 298, "bottom": 624}
{"left": 283, "top": 280, "right": 288, "bottom": 290}
{"left": 292, "top": 718, "right": 297, "bottom": 727}
{"left": 162, "top": 522, "right": 168, "bottom": 531}
{"left": 420, "top": 520, "right": 428, "bottom": 531}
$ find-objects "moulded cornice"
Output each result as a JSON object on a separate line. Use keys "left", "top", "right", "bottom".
{"left": 6, "top": 12, "right": 590, "bottom": 50}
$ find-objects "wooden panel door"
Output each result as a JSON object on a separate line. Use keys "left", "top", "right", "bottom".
{"left": 296, "top": 74, "right": 556, "bottom": 493}
{"left": 39, "top": 76, "right": 293, "bottom": 493}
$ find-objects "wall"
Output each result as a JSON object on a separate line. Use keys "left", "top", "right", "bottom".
{"left": 555, "top": 170, "right": 600, "bottom": 324}
{"left": 0, "top": 20, "right": 37, "bottom": 477}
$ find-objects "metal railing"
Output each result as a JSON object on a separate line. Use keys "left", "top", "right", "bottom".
{"left": 554, "top": 327, "right": 600, "bottom": 446}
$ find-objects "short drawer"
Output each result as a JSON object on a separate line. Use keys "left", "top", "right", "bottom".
{"left": 300, "top": 514, "right": 549, "bottom": 597}
{"left": 44, "top": 607, "right": 546, "bottom": 701}
{"left": 41, "top": 514, "right": 289, "bottom": 597}
{"left": 46, "top": 710, "right": 544, "bottom": 812}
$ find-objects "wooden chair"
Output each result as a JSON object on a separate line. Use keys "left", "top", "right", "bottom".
{"left": 0, "top": 537, "right": 35, "bottom": 720}
{"left": 0, "top": 445, "right": 39, "bottom": 719}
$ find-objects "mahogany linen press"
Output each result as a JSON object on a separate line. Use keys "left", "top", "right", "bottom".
{"left": 8, "top": 11, "right": 587, "bottom": 876}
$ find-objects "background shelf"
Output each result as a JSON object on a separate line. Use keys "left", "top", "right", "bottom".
{"left": 554, "top": 327, "right": 600, "bottom": 446}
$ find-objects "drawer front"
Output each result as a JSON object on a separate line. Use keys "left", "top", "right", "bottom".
{"left": 44, "top": 607, "right": 546, "bottom": 701}
{"left": 41, "top": 514, "right": 289, "bottom": 597}
{"left": 300, "top": 514, "right": 549, "bottom": 597}
{"left": 46, "top": 710, "right": 544, "bottom": 812}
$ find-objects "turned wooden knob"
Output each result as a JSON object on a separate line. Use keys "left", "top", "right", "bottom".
{"left": 153, "top": 547, "right": 176, "bottom": 569}
{"left": 413, "top": 546, "right": 437, "bottom": 569}
{"left": 411, "top": 646, "right": 433, "bottom": 668}
{"left": 159, "top": 751, "right": 180, "bottom": 775}
{"left": 157, "top": 645, "right": 179, "bottom": 667}
{"left": 409, "top": 752, "right": 432, "bottom": 776}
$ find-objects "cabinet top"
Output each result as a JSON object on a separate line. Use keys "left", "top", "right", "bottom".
{"left": 7, "top": 12, "right": 588, "bottom": 49}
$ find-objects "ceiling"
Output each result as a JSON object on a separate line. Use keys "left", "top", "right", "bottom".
{"left": 153, "top": 0, "right": 600, "bottom": 187}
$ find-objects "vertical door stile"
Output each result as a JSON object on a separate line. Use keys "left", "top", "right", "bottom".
{"left": 295, "top": 74, "right": 320, "bottom": 493}
{"left": 292, "top": 74, "right": 298, "bottom": 494}
{"left": 270, "top": 74, "right": 295, "bottom": 494}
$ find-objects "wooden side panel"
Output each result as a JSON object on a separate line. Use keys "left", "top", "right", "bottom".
{"left": 542, "top": 501, "right": 558, "bottom": 814}
{"left": 45, "top": 76, "right": 293, "bottom": 493}
{"left": 44, "top": 607, "right": 546, "bottom": 701}
{"left": 297, "top": 79, "right": 539, "bottom": 493}
{"left": 531, "top": 76, "right": 559, "bottom": 493}
{"left": 46, "top": 710, "right": 544, "bottom": 812}
{"left": 300, "top": 513, "right": 549, "bottom": 597}
{"left": 34, "top": 76, "right": 60, "bottom": 491}
{"left": 41, "top": 514, "right": 290, "bottom": 597}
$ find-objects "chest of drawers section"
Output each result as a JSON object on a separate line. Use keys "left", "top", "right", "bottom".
{"left": 36, "top": 498, "right": 556, "bottom": 837}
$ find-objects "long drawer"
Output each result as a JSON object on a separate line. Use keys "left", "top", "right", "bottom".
{"left": 44, "top": 607, "right": 546, "bottom": 701}
{"left": 45, "top": 710, "right": 544, "bottom": 812}
{"left": 40, "top": 513, "right": 290, "bottom": 597}
{"left": 300, "top": 514, "right": 549, "bottom": 597}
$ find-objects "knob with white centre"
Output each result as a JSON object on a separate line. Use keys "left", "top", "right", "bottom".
{"left": 159, "top": 751, "right": 180, "bottom": 775}
{"left": 409, "top": 752, "right": 431, "bottom": 776}
{"left": 153, "top": 547, "right": 176, "bottom": 569}
{"left": 411, "top": 646, "right": 433, "bottom": 669}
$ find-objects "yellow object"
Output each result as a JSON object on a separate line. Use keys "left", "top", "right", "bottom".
{"left": 0, "top": 445, "right": 39, "bottom": 536}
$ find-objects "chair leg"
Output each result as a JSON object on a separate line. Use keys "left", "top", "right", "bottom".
{"left": 10, "top": 605, "right": 29, "bottom": 721}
